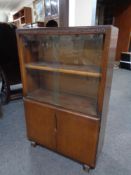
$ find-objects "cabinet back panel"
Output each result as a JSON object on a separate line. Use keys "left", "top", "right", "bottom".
{"left": 40, "top": 72, "right": 100, "bottom": 99}
{"left": 26, "top": 70, "right": 98, "bottom": 116}
{"left": 26, "top": 70, "right": 100, "bottom": 100}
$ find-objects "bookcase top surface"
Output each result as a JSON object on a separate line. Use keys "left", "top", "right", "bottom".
{"left": 16, "top": 25, "right": 118, "bottom": 35}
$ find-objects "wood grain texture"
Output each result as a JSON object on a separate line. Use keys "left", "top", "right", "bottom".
{"left": 114, "top": 4, "right": 131, "bottom": 60}
{"left": 97, "top": 26, "right": 118, "bottom": 114}
{"left": 24, "top": 98, "right": 100, "bottom": 167}
{"left": 17, "top": 26, "right": 118, "bottom": 168}
{"left": 16, "top": 26, "right": 109, "bottom": 35}
{"left": 16, "top": 35, "right": 27, "bottom": 96}
{"left": 25, "top": 62, "right": 101, "bottom": 78}
{"left": 13, "top": 7, "right": 32, "bottom": 27}
{"left": 56, "top": 110, "right": 100, "bottom": 167}
{"left": 24, "top": 99, "right": 56, "bottom": 150}
{"left": 97, "top": 26, "right": 118, "bottom": 154}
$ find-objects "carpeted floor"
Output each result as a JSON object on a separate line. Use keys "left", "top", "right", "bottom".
{"left": 0, "top": 68, "right": 131, "bottom": 175}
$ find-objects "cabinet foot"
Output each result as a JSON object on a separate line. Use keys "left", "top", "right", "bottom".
{"left": 31, "top": 141, "right": 37, "bottom": 147}
{"left": 83, "top": 164, "right": 90, "bottom": 173}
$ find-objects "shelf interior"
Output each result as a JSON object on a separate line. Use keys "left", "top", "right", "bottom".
{"left": 23, "top": 34, "right": 103, "bottom": 117}
{"left": 27, "top": 89, "right": 98, "bottom": 117}
{"left": 25, "top": 62, "right": 101, "bottom": 78}
{"left": 21, "top": 17, "right": 25, "bottom": 24}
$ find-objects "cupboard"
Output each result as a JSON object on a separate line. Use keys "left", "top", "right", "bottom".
{"left": 16, "top": 26, "right": 118, "bottom": 169}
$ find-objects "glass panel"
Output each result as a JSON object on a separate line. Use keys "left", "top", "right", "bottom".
{"left": 50, "top": 0, "right": 59, "bottom": 16}
{"left": 26, "top": 69, "right": 99, "bottom": 116}
{"left": 45, "top": 0, "right": 51, "bottom": 16}
{"left": 22, "top": 33, "right": 104, "bottom": 116}
{"left": 23, "top": 34, "right": 103, "bottom": 67}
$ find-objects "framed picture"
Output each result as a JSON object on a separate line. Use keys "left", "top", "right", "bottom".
{"left": 33, "top": 0, "right": 45, "bottom": 22}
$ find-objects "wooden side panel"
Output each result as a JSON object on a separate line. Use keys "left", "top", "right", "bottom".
{"left": 97, "top": 27, "right": 118, "bottom": 154}
{"left": 16, "top": 35, "right": 27, "bottom": 96}
{"left": 56, "top": 110, "right": 100, "bottom": 167}
{"left": 17, "top": 34, "right": 40, "bottom": 95}
{"left": 114, "top": 4, "right": 131, "bottom": 60}
{"left": 98, "top": 27, "right": 118, "bottom": 114}
{"left": 24, "top": 99, "right": 56, "bottom": 150}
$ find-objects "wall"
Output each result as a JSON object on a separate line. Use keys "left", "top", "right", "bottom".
{"left": 8, "top": 1, "right": 35, "bottom": 23}
{"left": 0, "top": 11, "right": 8, "bottom": 22}
{"left": 8, "top": 0, "right": 97, "bottom": 26}
{"left": 69, "top": 0, "right": 97, "bottom": 26}
{"left": 69, "top": 0, "right": 75, "bottom": 26}
{"left": 115, "top": 4, "right": 131, "bottom": 60}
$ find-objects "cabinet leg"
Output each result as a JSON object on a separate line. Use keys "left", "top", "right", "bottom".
{"left": 83, "top": 164, "right": 90, "bottom": 173}
{"left": 31, "top": 141, "right": 37, "bottom": 147}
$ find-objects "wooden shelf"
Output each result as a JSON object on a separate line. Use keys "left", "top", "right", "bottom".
{"left": 25, "top": 62, "right": 101, "bottom": 78}
{"left": 13, "top": 7, "right": 32, "bottom": 28}
{"left": 27, "top": 89, "right": 97, "bottom": 116}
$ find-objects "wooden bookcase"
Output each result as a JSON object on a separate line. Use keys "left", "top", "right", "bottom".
{"left": 16, "top": 26, "right": 118, "bottom": 169}
{"left": 13, "top": 7, "right": 32, "bottom": 28}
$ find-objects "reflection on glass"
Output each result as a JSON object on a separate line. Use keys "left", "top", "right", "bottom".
{"left": 23, "top": 34, "right": 104, "bottom": 116}
{"left": 35, "top": 0, "right": 44, "bottom": 21}
{"left": 24, "top": 34, "right": 104, "bottom": 68}
{"left": 45, "top": 0, "right": 51, "bottom": 16}
{"left": 45, "top": 0, "right": 58, "bottom": 17}
{"left": 51, "top": 0, "right": 58, "bottom": 16}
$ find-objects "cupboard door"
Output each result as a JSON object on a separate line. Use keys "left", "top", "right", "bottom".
{"left": 56, "top": 110, "right": 100, "bottom": 167}
{"left": 24, "top": 99, "right": 56, "bottom": 150}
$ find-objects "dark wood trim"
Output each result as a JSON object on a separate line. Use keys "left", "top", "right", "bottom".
{"left": 59, "top": 0, "right": 69, "bottom": 27}
{"left": 16, "top": 35, "right": 27, "bottom": 96}
{"left": 16, "top": 25, "right": 112, "bottom": 35}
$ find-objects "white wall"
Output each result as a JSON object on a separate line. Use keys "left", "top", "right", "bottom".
{"left": 69, "top": 0, "right": 97, "bottom": 26}
{"left": 8, "top": 0, "right": 97, "bottom": 25}
{"left": 69, "top": 0, "right": 76, "bottom": 26}
{"left": 0, "top": 11, "right": 8, "bottom": 22}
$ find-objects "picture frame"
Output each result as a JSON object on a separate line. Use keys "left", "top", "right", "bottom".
{"left": 33, "top": 0, "right": 45, "bottom": 22}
